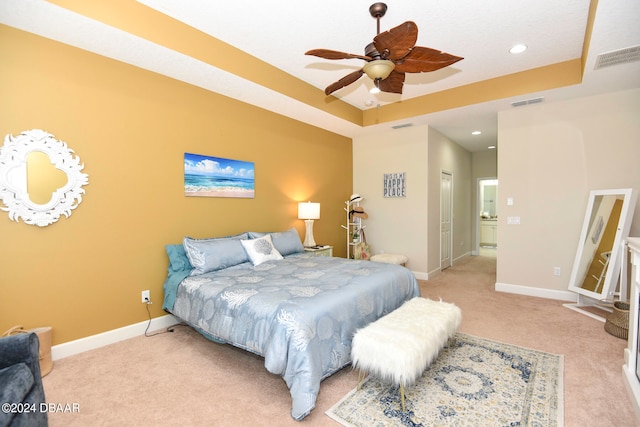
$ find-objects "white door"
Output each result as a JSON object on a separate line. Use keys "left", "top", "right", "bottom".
{"left": 441, "top": 171, "right": 453, "bottom": 270}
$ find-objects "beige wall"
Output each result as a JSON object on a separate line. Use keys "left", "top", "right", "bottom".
{"left": 427, "top": 127, "right": 473, "bottom": 271}
{"left": 496, "top": 89, "right": 640, "bottom": 298}
{"left": 353, "top": 125, "right": 472, "bottom": 279}
{"left": 352, "top": 125, "right": 429, "bottom": 275}
{"left": 0, "top": 26, "right": 352, "bottom": 345}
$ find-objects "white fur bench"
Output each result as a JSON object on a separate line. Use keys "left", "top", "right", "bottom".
{"left": 370, "top": 253, "right": 408, "bottom": 266}
{"left": 351, "top": 297, "right": 462, "bottom": 412}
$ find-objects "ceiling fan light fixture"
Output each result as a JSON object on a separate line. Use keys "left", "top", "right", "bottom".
{"left": 363, "top": 59, "right": 395, "bottom": 80}
{"left": 370, "top": 78, "right": 382, "bottom": 94}
{"left": 306, "top": 4, "right": 462, "bottom": 96}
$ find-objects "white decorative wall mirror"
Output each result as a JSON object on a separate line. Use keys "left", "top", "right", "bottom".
{"left": 0, "top": 129, "right": 89, "bottom": 227}
{"left": 564, "top": 188, "right": 637, "bottom": 321}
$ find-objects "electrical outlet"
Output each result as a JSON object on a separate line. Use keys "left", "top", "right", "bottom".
{"left": 507, "top": 216, "right": 521, "bottom": 225}
{"left": 553, "top": 267, "right": 561, "bottom": 276}
{"left": 141, "top": 290, "right": 150, "bottom": 303}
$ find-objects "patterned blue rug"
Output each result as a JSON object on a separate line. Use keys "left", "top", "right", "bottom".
{"left": 327, "top": 333, "right": 563, "bottom": 426}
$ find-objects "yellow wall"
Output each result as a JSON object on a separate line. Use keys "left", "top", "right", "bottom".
{"left": 0, "top": 26, "right": 352, "bottom": 345}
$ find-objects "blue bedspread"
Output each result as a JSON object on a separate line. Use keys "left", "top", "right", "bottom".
{"left": 166, "top": 254, "right": 419, "bottom": 420}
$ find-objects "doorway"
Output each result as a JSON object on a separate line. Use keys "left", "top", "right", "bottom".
{"left": 441, "top": 171, "right": 453, "bottom": 270}
{"left": 477, "top": 178, "right": 498, "bottom": 256}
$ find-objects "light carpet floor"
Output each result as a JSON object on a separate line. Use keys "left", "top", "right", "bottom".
{"left": 42, "top": 254, "right": 637, "bottom": 426}
{"left": 327, "top": 332, "right": 563, "bottom": 426}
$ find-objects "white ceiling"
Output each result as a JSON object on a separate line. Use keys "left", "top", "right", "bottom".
{"left": 1, "top": 0, "right": 639, "bottom": 151}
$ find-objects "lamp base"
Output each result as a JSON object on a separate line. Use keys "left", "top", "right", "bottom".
{"left": 303, "top": 219, "right": 316, "bottom": 247}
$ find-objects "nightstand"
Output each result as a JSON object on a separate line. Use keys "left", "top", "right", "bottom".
{"left": 304, "top": 246, "right": 333, "bottom": 257}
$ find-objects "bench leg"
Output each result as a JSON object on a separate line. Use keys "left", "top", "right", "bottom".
{"left": 400, "top": 383, "right": 405, "bottom": 412}
{"left": 357, "top": 369, "right": 367, "bottom": 390}
{"left": 446, "top": 335, "right": 457, "bottom": 348}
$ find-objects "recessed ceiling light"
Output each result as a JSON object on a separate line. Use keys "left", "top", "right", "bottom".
{"left": 510, "top": 44, "right": 527, "bottom": 54}
{"left": 488, "top": 145, "right": 496, "bottom": 149}
{"left": 364, "top": 100, "right": 375, "bottom": 107}
{"left": 369, "top": 86, "right": 380, "bottom": 94}
{"left": 471, "top": 130, "right": 482, "bottom": 135}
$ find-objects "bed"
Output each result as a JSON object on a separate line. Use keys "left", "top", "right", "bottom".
{"left": 162, "top": 228, "right": 420, "bottom": 420}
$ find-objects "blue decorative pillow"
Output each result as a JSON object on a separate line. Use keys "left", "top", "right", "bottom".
{"left": 183, "top": 233, "right": 250, "bottom": 275}
{"left": 248, "top": 227, "right": 304, "bottom": 256}
{"left": 166, "top": 244, "right": 192, "bottom": 273}
{"left": 241, "top": 234, "right": 283, "bottom": 266}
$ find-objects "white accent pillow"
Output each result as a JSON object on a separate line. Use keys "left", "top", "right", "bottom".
{"left": 241, "top": 234, "right": 283, "bottom": 266}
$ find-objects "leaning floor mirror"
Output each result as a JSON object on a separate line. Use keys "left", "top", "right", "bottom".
{"left": 564, "top": 188, "right": 638, "bottom": 321}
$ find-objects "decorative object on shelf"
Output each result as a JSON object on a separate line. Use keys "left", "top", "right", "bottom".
{"left": 350, "top": 193, "right": 363, "bottom": 204}
{"left": 298, "top": 201, "right": 320, "bottom": 247}
{"left": 384, "top": 172, "right": 406, "bottom": 197}
{"left": 342, "top": 194, "right": 367, "bottom": 259}
{"left": 563, "top": 188, "right": 637, "bottom": 321}
{"left": 0, "top": 129, "right": 89, "bottom": 227}
{"left": 349, "top": 206, "right": 368, "bottom": 220}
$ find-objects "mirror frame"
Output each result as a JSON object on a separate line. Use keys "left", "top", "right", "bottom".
{"left": 0, "top": 129, "right": 89, "bottom": 227}
{"left": 567, "top": 188, "right": 637, "bottom": 306}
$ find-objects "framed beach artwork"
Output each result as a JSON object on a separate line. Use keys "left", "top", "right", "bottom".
{"left": 184, "top": 153, "right": 254, "bottom": 198}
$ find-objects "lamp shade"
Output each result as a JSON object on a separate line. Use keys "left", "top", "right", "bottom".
{"left": 298, "top": 202, "right": 320, "bottom": 220}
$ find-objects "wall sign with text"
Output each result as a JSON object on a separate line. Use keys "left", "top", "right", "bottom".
{"left": 383, "top": 172, "right": 406, "bottom": 198}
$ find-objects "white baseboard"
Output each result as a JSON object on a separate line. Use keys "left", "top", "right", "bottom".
{"left": 413, "top": 253, "right": 471, "bottom": 282}
{"left": 413, "top": 271, "right": 429, "bottom": 280}
{"left": 454, "top": 251, "right": 471, "bottom": 263}
{"left": 495, "top": 282, "right": 578, "bottom": 302}
{"left": 51, "top": 314, "right": 181, "bottom": 361}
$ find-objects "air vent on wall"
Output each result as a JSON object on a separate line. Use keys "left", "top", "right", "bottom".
{"left": 594, "top": 45, "right": 640, "bottom": 70}
{"left": 391, "top": 123, "right": 413, "bottom": 129}
{"left": 511, "top": 97, "right": 544, "bottom": 107}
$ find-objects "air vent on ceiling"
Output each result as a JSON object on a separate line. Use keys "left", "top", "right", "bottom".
{"left": 511, "top": 97, "right": 544, "bottom": 107}
{"left": 391, "top": 123, "right": 413, "bottom": 129}
{"left": 594, "top": 45, "right": 640, "bottom": 70}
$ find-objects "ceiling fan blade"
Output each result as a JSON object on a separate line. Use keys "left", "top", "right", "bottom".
{"left": 373, "top": 21, "right": 418, "bottom": 61}
{"left": 306, "top": 49, "right": 371, "bottom": 61}
{"left": 395, "top": 46, "right": 464, "bottom": 73}
{"left": 377, "top": 70, "right": 405, "bottom": 94}
{"left": 325, "top": 69, "right": 365, "bottom": 95}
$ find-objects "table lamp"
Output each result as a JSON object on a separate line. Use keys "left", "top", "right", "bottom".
{"left": 298, "top": 201, "right": 320, "bottom": 247}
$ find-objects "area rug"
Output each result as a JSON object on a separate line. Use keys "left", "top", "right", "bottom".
{"left": 326, "top": 333, "right": 563, "bottom": 427}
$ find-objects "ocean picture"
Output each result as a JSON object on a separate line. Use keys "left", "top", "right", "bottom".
{"left": 184, "top": 153, "right": 254, "bottom": 198}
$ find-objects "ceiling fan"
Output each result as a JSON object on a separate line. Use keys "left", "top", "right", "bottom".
{"left": 305, "top": 2, "right": 463, "bottom": 96}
